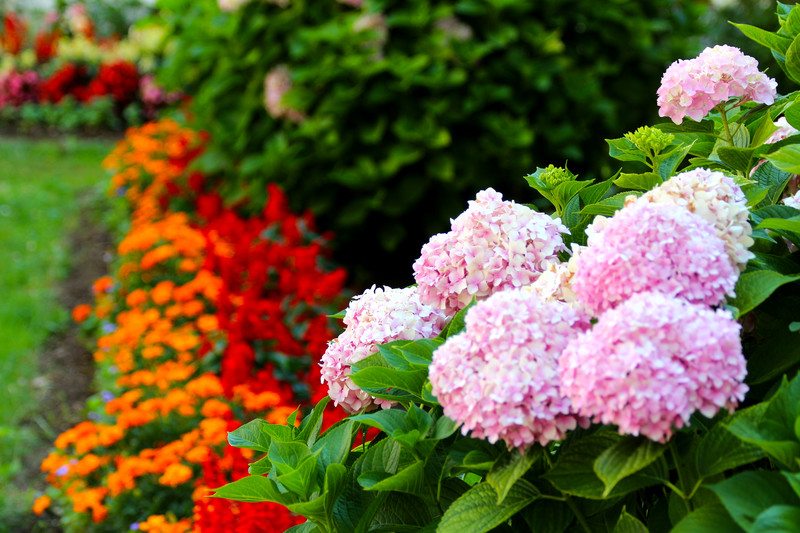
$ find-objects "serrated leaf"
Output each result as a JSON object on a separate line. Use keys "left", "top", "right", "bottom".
{"left": 786, "top": 34, "right": 800, "bottom": 84}
{"left": 437, "top": 480, "right": 539, "bottom": 533}
{"left": 607, "top": 137, "right": 648, "bottom": 163}
{"left": 441, "top": 299, "right": 475, "bottom": 339}
{"left": 298, "top": 397, "right": 331, "bottom": 447}
{"left": 579, "top": 191, "right": 639, "bottom": 217}
{"left": 752, "top": 505, "right": 800, "bottom": 531}
{"left": 350, "top": 366, "right": 427, "bottom": 398}
{"left": 432, "top": 415, "right": 459, "bottom": 440}
{"left": 228, "top": 418, "right": 294, "bottom": 452}
{"left": 717, "top": 145, "right": 756, "bottom": 174}
{"left": 693, "top": 423, "right": 765, "bottom": 480}
{"left": 593, "top": 437, "right": 665, "bottom": 497}
{"left": 313, "top": 420, "right": 355, "bottom": 470}
{"left": 486, "top": 448, "right": 538, "bottom": 504}
{"left": 544, "top": 431, "right": 665, "bottom": 499}
{"left": 657, "top": 142, "right": 694, "bottom": 179}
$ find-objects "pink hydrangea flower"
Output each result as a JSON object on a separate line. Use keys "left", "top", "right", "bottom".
{"left": 218, "top": 0, "right": 251, "bottom": 11}
{"left": 783, "top": 190, "right": 800, "bottom": 209}
{"left": 413, "top": 188, "right": 568, "bottom": 313}
{"left": 767, "top": 117, "right": 799, "bottom": 144}
{"left": 638, "top": 168, "right": 754, "bottom": 270}
{"left": 571, "top": 201, "right": 737, "bottom": 315}
{"left": 264, "top": 64, "right": 304, "bottom": 122}
{"left": 560, "top": 292, "right": 747, "bottom": 442}
{"left": 429, "top": 289, "right": 590, "bottom": 449}
{"left": 320, "top": 286, "right": 447, "bottom": 413}
{"left": 657, "top": 45, "right": 777, "bottom": 124}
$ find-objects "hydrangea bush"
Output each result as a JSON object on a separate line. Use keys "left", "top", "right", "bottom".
{"left": 213, "top": 5, "right": 800, "bottom": 531}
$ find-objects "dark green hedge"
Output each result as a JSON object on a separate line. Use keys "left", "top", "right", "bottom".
{"left": 155, "top": 0, "right": 709, "bottom": 285}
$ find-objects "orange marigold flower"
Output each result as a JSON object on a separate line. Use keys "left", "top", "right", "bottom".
{"left": 196, "top": 314, "right": 218, "bottom": 333}
{"left": 32, "top": 495, "right": 51, "bottom": 515}
{"left": 200, "top": 399, "right": 230, "bottom": 418}
{"left": 243, "top": 391, "right": 281, "bottom": 412}
{"left": 92, "top": 276, "right": 114, "bottom": 295}
{"left": 185, "top": 375, "right": 223, "bottom": 398}
{"left": 126, "top": 289, "right": 148, "bottom": 307}
{"left": 71, "top": 304, "right": 92, "bottom": 323}
{"left": 158, "top": 463, "right": 193, "bottom": 487}
{"left": 184, "top": 446, "right": 210, "bottom": 464}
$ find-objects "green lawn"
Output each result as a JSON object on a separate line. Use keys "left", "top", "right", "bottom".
{"left": 0, "top": 136, "right": 114, "bottom": 520}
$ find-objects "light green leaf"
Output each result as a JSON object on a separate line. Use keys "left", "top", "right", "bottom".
{"left": 594, "top": 437, "right": 665, "bottom": 497}
{"left": 580, "top": 192, "right": 640, "bottom": 217}
{"left": 298, "top": 397, "right": 331, "bottom": 447}
{"left": 437, "top": 480, "right": 539, "bottom": 533}
{"left": 486, "top": 449, "right": 538, "bottom": 504}
{"left": 786, "top": 34, "right": 800, "bottom": 84}
{"left": 731, "top": 22, "right": 793, "bottom": 54}
{"left": 313, "top": 420, "right": 355, "bottom": 470}
{"left": 752, "top": 505, "right": 800, "bottom": 532}
{"left": 228, "top": 418, "right": 294, "bottom": 452}
{"left": 441, "top": 299, "right": 475, "bottom": 339}
{"left": 693, "top": 423, "right": 765, "bottom": 480}
{"left": 613, "top": 172, "right": 661, "bottom": 191}
{"left": 766, "top": 143, "right": 800, "bottom": 173}
{"left": 210, "top": 475, "right": 288, "bottom": 504}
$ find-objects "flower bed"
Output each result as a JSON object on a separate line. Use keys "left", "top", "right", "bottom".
{"left": 34, "top": 119, "right": 348, "bottom": 531}
{"left": 0, "top": 6, "right": 178, "bottom": 133}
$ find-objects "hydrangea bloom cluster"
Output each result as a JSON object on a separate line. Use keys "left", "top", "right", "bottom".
{"left": 321, "top": 286, "right": 447, "bottom": 413}
{"left": 264, "top": 64, "right": 304, "bottom": 122}
{"left": 571, "top": 201, "right": 737, "bottom": 315}
{"left": 638, "top": 168, "right": 754, "bottom": 269}
{"left": 624, "top": 126, "right": 674, "bottom": 154}
{"left": 430, "top": 290, "right": 590, "bottom": 449}
{"left": 559, "top": 292, "right": 747, "bottom": 442}
{"left": 413, "top": 188, "right": 568, "bottom": 313}
{"left": 657, "top": 45, "right": 777, "bottom": 124}
{"left": 527, "top": 252, "right": 580, "bottom": 306}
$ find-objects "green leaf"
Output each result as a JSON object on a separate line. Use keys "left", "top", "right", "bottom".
{"left": 441, "top": 299, "right": 475, "bottom": 339}
{"left": 579, "top": 192, "right": 640, "bottom": 217}
{"left": 437, "top": 480, "right": 539, "bottom": 533}
{"left": 607, "top": 137, "right": 647, "bottom": 164}
{"left": 432, "top": 415, "right": 459, "bottom": 440}
{"left": 732, "top": 23, "right": 793, "bottom": 54}
{"left": 657, "top": 142, "right": 694, "bottom": 179}
{"left": 729, "top": 270, "right": 800, "bottom": 316}
{"left": 693, "top": 422, "right": 765, "bottom": 480}
{"left": 750, "top": 163, "right": 793, "bottom": 206}
{"left": 358, "top": 460, "right": 428, "bottom": 499}
{"left": 350, "top": 366, "right": 427, "bottom": 398}
{"left": 612, "top": 510, "right": 648, "bottom": 533}
{"left": 313, "top": 420, "right": 355, "bottom": 470}
{"left": 757, "top": 216, "right": 800, "bottom": 235}
{"left": 579, "top": 179, "right": 613, "bottom": 205}
{"left": 593, "top": 437, "right": 665, "bottom": 497}
{"left": 298, "top": 397, "right": 331, "bottom": 447}
{"left": 285, "top": 522, "right": 319, "bottom": 533}
{"left": 210, "top": 475, "right": 288, "bottom": 504}
{"left": 544, "top": 431, "right": 665, "bottom": 499}
{"left": 717, "top": 146, "right": 756, "bottom": 174}
{"left": 710, "top": 471, "right": 798, "bottom": 530}
{"left": 248, "top": 455, "right": 272, "bottom": 476}
{"left": 671, "top": 503, "right": 743, "bottom": 533}
{"left": 766, "top": 143, "right": 800, "bottom": 174}
{"left": 269, "top": 441, "right": 313, "bottom": 476}
{"left": 752, "top": 505, "right": 800, "bottom": 532}
{"left": 277, "top": 454, "right": 319, "bottom": 499}
{"left": 486, "top": 448, "right": 539, "bottom": 504}
{"left": 785, "top": 34, "right": 800, "bottom": 84}
{"left": 228, "top": 418, "right": 293, "bottom": 452}
{"left": 613, "top": 172, "right": 661, "bottom": 191}
{"left": 351, "top": 405, "right": 432, "bottom": 448}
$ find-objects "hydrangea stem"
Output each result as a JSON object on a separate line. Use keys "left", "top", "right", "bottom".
{"left": 668, "top": 440, "right": 693, "bottom": 513}
{"left": 718, "top": 104, "right": 734, "bottom": 145}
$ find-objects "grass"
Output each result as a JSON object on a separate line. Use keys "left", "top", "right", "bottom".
{"left": 0, "top": 135, "right": 115, "bottom": 522}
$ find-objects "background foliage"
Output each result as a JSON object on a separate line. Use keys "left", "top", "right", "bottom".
{"left": 154, "top": 0, "right": 710, "bottom": 285}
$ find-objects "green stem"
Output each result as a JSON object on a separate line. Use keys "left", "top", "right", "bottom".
{"left": 718, "top": 104, "right": 734, "bottom": 145}
{"left": 565, "top": 496, "right": 592, "bottom": 533}
{"left": 668, "top": 440, "right": 693, "bottom": 513}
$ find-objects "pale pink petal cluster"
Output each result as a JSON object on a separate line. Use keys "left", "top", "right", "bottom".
{"left": 657, "top": 45, "right": 777, "bottom": 124}
{"left": 526, "top": 249, "right": 581, "bottom": 306}
{"left": 783, "top": 190, "right": 800, "bottom": 209}
{"left": 638, "top": 168, "right": 754, "bottom": 269}
{"left": 264, "top": 65, "right": 304, "bottom": 122}
{"left": 571, "top": 201, "right": 737, "bottom": 315}
{"left": 321, "top": 286, "right": 447, "bottom": 413}
{"left": 559, "top": 292, "right": 747, "bottom": 442}
{"left": 767, "top": 117, "right": 799, "bottom": 144}
{"left": 413, "top": 188, "right": 568, "bottom": 314}
{"left": 430, "top": 290, "right": 590, "bottom": 449}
